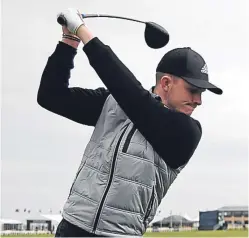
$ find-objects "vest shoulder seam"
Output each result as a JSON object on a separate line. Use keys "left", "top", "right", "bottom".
{"left": 119, "top": 152, "right": 154, "bottom": 165}
{"left": 114, "top": 174, "right": 153, "bottom": 189}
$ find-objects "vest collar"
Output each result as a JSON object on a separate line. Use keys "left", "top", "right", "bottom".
{"left": 149, "top": 86, "right": 170, "bottom": 109}
{"left": 149, "top": 86, "right": 162, "bottom": 102}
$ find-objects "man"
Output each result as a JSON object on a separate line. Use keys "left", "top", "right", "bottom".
{"left": 37, "top": 8, "right": 222, "bottom": 237}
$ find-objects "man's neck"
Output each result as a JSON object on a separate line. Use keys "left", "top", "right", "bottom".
{"left": 153, "top": 86, "right": 159, "bottom": 95}
{"left": 153, "top": 86, "right": 170, "bottom": 109}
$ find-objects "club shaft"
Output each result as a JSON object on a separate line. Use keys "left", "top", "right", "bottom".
{"left": 82, "top": 14, "right": 146, "bottom": 24}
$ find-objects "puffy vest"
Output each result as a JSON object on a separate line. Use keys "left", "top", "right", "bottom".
{"left": 62, "top": 94, "right": 184, "bottom": 237}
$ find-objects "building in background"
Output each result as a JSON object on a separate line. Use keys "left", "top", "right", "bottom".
{"left": 198, "top": 210, "right": 221, "bottom": 230}
{"left": 2, "top": 206, "right": 247, "bottom": 234}
{"left": 198, "top": 205, "right": 248, "bottom": 230}
{"left": 218, "top": 206, "right": 248, "bottom": 229}
{"left": 0, "top": 212, "right": 62, "bottom": 235}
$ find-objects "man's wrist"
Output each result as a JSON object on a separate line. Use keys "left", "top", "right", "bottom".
{"left": 62, "top": 33, "right": 80, "bottom": 42}
{"left": 76, "top": 25, "right": 94, "bottom": 45}
{"left": 61, "top": 37, "right": 80, "bottom": 49}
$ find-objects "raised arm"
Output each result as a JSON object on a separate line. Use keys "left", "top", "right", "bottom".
{"left": 37, "top": 28, "right": 110, "bottom": 126}
{"left": 83, "top": 38, "right": 202, "bottom": 168}
{"left": 79, "top": 30, "right": 201, "bottom": 168}
{"left": 56, "top": 9, "right": 202, "bottom": 168}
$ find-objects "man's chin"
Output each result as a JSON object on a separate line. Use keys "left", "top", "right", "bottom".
{"left": 185, "top": 111, "right": 193, "bottom": 116}
{"left": 184, "top": 106, "right": 196, "bottom": 115}
{"left": 179, "top": 108, "right": 195, "bottom": 116}
{"left": 169, "top": 106, "right": 195, "bottom": 116}
{"left": 187, "top": 109, "right": 195, "bottom": 116}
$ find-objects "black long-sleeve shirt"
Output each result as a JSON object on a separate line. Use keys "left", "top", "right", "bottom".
{"left": 37, "top": 38, "right": 202, "bottom": 169}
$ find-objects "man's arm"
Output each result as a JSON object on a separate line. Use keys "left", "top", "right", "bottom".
{"left": 55, "top": 10, "right": 202, "bottom": 168}
{"left": 76, "top": 29, "right": 201, "bottom": 168}
{"left": 37, "top": 41, "right": 110, "bottom": 126}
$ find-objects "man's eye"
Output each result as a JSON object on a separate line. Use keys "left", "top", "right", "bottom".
{"left": 189, "top": 89, "right": 198, "bottom": 94}
{"left": 189, "top": 88, "right": 203, "bottom": 94}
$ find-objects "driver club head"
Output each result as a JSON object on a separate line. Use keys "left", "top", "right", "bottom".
{"left": 144, "top": 22, "right": 169, "bottom": 49}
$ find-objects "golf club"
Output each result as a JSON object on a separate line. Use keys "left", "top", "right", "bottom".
{"left": 57, "top": 14, "right": 169, "bottom": 49}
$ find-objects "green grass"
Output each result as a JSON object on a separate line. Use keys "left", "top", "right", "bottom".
{"left": 2, "top": 230, "right": 248, "bottom": 237}
{"left": 1, "top": 235, "right": 53, "bottom": 237}
{"left": 144, "top": 230, "right": 248, "bottom": 237}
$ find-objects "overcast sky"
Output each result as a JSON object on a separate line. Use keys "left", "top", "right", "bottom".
{"left": 1, "top": 0, "right": 248, "bottom": 222}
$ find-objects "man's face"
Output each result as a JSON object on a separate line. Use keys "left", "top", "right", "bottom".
{"left": 166, "top": 77, "right": 205, "bottom": 116}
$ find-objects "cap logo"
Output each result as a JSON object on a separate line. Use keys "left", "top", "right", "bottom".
{"left": 201, "top": 64, "right": 208, "bottom": 74}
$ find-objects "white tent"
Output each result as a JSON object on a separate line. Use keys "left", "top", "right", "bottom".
{"left": 192, "top": 216, "right": 199, "bottom": 222}
{"left": 41, "top": 214, "right": 62, "bottom": 223}
{"left": 183, "top": 213, "right": 193, "bottom": 221}
{"left": 183, "top": 213, "right": 199, "bottom": 222}
{"left": 0, "top": 219, "right": 22, "bottom": 224}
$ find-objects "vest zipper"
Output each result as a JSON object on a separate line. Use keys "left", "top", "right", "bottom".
{"left": 122, "top": 125, "right": 136, "bottom": 153}
{"left": 93, "top": 124, "right": 129, "bottom": 233}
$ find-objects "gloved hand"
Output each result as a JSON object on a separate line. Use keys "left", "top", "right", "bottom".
{"left": 57, "top": 8, "right": 85, "bottom": 35}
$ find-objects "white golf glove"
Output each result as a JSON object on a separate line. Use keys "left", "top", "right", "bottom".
{"left": 57, "top": 8, "right": 85, "bottom": 35}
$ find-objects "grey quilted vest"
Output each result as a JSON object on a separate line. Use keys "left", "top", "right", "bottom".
{"left": 62, "top": 94, "right": 185, "bottom": 237}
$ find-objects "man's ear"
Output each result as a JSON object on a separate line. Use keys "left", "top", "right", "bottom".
{"left": 160, "top": 75, "right": 173, "bottom": 92}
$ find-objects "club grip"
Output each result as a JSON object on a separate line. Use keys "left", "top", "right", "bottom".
{"left": 57, "top": 15, "right": 67, "bottom": 26}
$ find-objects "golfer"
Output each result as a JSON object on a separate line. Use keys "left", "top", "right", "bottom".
{"left": 37, "top": 8, "right": 222, "bottom": 237}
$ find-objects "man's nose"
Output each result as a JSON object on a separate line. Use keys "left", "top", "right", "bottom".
{"left": 193, "top": 93, "right": 202, "bottom": 106}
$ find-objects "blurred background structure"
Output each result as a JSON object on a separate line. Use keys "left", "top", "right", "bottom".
{"left": 0, "top": 205, "right": 248, "bottom": 235}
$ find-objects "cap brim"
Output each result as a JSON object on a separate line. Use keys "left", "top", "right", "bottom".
{"left": 182, "top": 77, "right": 223, "bottom": 95}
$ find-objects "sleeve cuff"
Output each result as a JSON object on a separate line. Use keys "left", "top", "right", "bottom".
{"left": 52, "top": 41, "right": 78, "bottom": 59}
{"left": 83, "top": 37, "right": 106, "bottom": 59}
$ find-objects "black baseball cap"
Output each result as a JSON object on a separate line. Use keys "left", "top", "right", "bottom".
{"left": 156, "top": 47, "right": 223, "bottom": 95}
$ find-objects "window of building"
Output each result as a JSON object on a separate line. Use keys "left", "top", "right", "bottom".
{"left": 242, "top": 211, "right": 248, "bottom": 217}
{"left": 233, "top": 212, "right": 243, "bottom": 217}
{"left": 224, "top": 212, "right": 232, "bottom": 217}
{"left": 234, "top": 221, "right": 242, "bottom": 224}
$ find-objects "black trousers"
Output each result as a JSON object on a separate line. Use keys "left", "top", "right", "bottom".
{"left": 55, "top": 218, "right": 106, "bottom": 237}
